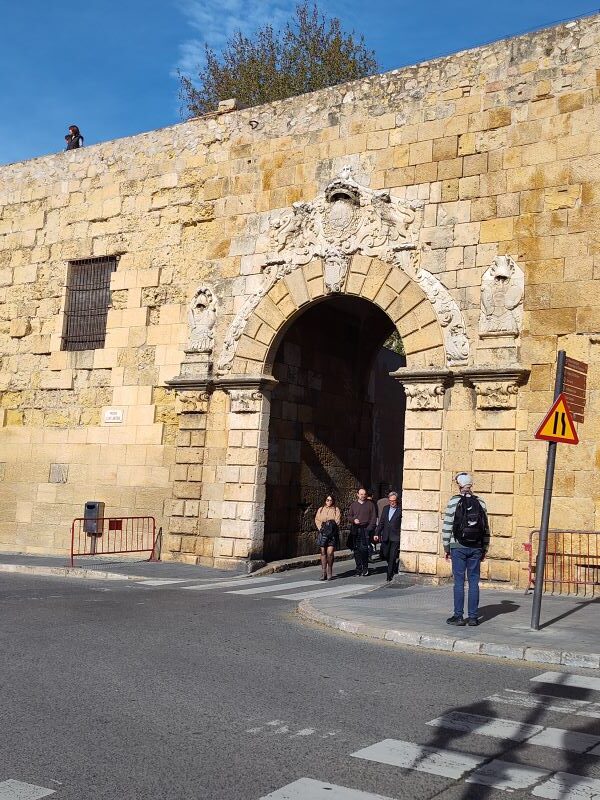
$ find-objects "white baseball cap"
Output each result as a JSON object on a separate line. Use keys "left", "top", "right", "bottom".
{"left": 456, "top": 472, "right": 473, "bottom": 489}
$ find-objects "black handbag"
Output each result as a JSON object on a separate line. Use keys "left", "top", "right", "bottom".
{"left": 317, "top": 519, "right": 337, "bottom": 548}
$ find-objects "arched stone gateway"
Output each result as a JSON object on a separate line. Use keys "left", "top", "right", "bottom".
{"left": 167, "top": 169, "right": 529, "bottom": 579}
{"left": 262, "top": 293, "right": 407, "bottom": 561}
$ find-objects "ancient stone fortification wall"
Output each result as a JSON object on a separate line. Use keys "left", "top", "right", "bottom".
{"left": 0, "top": 15, "right": 599, "bottom": 578}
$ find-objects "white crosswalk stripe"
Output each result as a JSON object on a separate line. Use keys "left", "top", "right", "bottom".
{"left": 227, "top": 580, "right": 321, "bottom": 595}
{"left": 427, "top": 711, "right": 600, "bottom": 754}
{"left": 136, "top": 579, "right": 190, "bottom": 586}
{"left": 487, "top": 688, "right": 595, "bottom": 716}
{"left": 527, "top": 726, "right": 600, "bottom": 753}
{"left": 181, "top": 576, "right": 280, "bottom": 591}
{"left": 532, "top": 772, "right": 600, "bottom": 798}
{"left": 0, "top": 780, "right": 55, "bottom": 799}
{"left": 274, "top": 584, "right": 372, "bottom": 600}
{"left": 466, "top": 760, "right": 551, "bottom": 791}
{"left": 427, "top": 711, "right": 543, "bottom": 742}
{"left": 531, "top": 671, "right": 600, "bottom": 692}
{"left": 259, "top": 778, "right": 398, "bottom": 799}
{"left": 351, "top": 739, "right": 484, "bottom": 779}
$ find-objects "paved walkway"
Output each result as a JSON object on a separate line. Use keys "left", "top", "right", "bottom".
{"left": 0, "top": 551, "right": 242, "bottom": 580}
{"left": 298, "top": 578, "right": 600, "bottom": 669}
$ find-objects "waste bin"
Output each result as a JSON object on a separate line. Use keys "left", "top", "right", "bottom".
{"left": 83, "top": 501, "right": 105, "bottom": 538}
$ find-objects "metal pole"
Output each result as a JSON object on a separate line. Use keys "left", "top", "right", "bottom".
{"left": 531, "top": 350, "right": 566, "bottom": 630}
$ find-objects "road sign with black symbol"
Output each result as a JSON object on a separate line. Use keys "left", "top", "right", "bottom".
{"left": 534, "top": 392, "right": 579, "bottom": 445}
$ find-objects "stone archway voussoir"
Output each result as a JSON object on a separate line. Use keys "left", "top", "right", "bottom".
{"left": 345, "top": 271, "right": 366, "bottom": 296}
{"left": 283, "top": 269, "right": 310, "bottom": 308}
{"left": 359, "top": 261, "right": 394, "bottom": 303}
{"left": 255, "top": 294, "right": 287, "bottom": 331}
{"left": 235, "top": 335, "right": 268, "bottom": 363}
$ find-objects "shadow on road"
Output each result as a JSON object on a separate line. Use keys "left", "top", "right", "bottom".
{"left": 415, "top": 671, "right": 600, "bottom": 798}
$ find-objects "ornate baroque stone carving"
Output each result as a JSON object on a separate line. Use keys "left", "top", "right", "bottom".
{"left": 403, "top": 383, "right": 446, "bottom": 410}
{"left": 269, "top": 165, "right": 419, "bottom": 271}
{"left": 216, "top": 167, "right": 471, "bottom": 373}
{"left": 228, "top": 389, "right": 263, "bottom": 414}
{"left": 462, "top": 365, "right": 530, "bottom": 410}
{"left": 479, "top": 256, "right": 524, "bottom": 338}
{"left": 175, "top": 391, "right": 210, "bottom": 414}
{"left": 187, "top": 286, "right": 217, "bottom": 353}
{"left": 473, "top": 381, "right": 519, "bottom": 410}
{"left": 391, "top": 367, "right": 453, "bottom": 411}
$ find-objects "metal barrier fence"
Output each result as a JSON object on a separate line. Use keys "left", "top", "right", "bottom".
{"left": 70, "top": 516, "right": 159, "bottom": 566}
{"left": 524, "top": 529, "right": 600, "bottom": 595}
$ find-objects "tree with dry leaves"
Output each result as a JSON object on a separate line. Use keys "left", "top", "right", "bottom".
{"left": 180, "top": 1, "right": 378, "bottom": 116}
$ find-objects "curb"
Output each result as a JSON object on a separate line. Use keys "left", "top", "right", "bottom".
{"left": 0, "top": 563, "right": 149, "bottom": 582}
{"left": 297, "top": 598, "right": 600, "bottom": 670}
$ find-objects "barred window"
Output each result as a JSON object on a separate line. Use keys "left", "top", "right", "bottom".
{"left": 61, "top": 256, "right": 117, "bottom": 351}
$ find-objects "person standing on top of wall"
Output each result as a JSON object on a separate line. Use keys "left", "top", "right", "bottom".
{"left": 442, "top": 472, "right": 490, "bottom": 627}
{"left": 347, "top": 487, "right": 376, "bottom": 577}
{"left": 65, "top": 125, "right": 84, "bottom": 150}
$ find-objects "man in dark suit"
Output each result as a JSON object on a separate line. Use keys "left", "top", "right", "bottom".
{"left": 375, "top": 491, "right": 402, "bottom": 583}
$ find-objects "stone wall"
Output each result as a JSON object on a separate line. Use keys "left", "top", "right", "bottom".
{"left": 0, "top": 14, "right": 598, "bottom": 580}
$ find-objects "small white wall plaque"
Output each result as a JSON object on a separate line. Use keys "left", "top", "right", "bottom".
{"left": 103, "top": 408, "right": 124, "bottom": 424}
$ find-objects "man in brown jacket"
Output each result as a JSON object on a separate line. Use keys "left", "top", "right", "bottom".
{"left": 347, "top": 488, "right": 376, "bottom": 576}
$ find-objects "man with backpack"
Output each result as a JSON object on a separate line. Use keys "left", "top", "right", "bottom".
{"left": 442, "top": 472, "right": 490, "bottom": 627}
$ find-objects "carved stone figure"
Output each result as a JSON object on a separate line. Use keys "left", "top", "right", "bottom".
{"left": 187, "top": 286, "right": 217, "bottom": 353}
{"left": 480, "top": 256, "right": 524, "bottom": 337}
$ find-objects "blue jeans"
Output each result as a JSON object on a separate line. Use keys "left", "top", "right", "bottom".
{"left": 451, "top": 547, "right": 483, "bottom": 619}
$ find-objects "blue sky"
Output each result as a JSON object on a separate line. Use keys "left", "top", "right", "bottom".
{"left": 0, "top": 0, "right": 596, "bottom": 165}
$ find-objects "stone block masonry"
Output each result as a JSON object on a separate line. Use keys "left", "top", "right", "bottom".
{"left": 0, "top": 14, "right": 599, "bottom": 580}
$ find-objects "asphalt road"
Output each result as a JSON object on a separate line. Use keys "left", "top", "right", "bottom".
{"left": 1, "top": 567, "right": 599, "bottom": 800}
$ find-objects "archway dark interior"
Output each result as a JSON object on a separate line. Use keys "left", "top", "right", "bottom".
{"left": 263, "top": 295, "right": 406, "bottom": 561}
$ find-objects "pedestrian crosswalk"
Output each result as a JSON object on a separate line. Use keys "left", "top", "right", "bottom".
{"left": 258, "top": 669, "right": 600, "bottom": 799}
{"left": 0, "top": 780, "right": 55, "bottom": 799}
{"left": 133, "top": 572, "right": 374, "bottom": 603}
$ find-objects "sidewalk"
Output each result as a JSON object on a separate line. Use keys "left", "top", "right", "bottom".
{"left": 0, "top": 551, "right": 243, "bottom": 581}
{"left": 298, "top": 578, "right": 600, "bottom": 669}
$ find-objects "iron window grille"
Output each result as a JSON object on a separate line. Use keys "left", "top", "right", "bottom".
{"left": 61, "top": 256, "right": 117, "bottom": 351}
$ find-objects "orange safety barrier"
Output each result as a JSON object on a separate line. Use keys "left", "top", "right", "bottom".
{"left": 70, "top": 516, "right": 159, "bottom": 566}
{"left": 524, "top": 529, "right": 600, "bottom": 595}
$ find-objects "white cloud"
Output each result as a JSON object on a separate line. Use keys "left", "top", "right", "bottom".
{"left": 173, "top": 0, "right": 295, "bottom": 78}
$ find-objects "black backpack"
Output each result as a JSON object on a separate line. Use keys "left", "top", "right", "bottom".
{"left": 452, "top": 493, "right": 487, "bottom": 547}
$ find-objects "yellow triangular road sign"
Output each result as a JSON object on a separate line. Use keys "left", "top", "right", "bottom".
{"left": 535, "top": 393, "right": 579, "bottom": 444}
